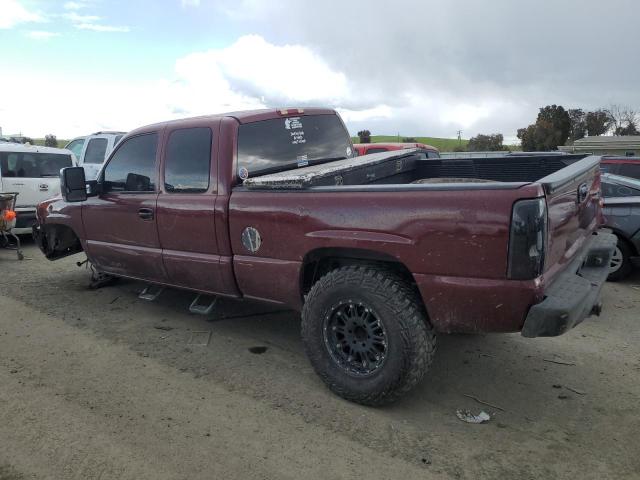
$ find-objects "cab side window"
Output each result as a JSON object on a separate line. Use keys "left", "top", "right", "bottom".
{"left": 164, "top": 127, "right": 212, "bottom": 193}
{"left": 103, "top": 133, "right": 158, "bottom": 192}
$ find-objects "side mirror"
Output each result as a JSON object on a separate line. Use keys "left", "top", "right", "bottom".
{"left": 60, "top": 167, "right": 87, "bottom": 202}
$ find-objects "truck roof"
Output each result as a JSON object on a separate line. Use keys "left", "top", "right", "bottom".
{"left": 128, "top": 108, "right": 337, "bottom": 136}
{"left": 0, "top": 143, "right": 74, "bottom": 155}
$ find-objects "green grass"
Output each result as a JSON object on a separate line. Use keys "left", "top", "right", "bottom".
{"left": 351, "top": 135, "right": 469, "bottom": 151}
{"left": 31, "top": 138, "right": 71, "bottom": 147}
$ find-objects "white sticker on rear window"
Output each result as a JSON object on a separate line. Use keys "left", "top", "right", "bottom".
{"left": 290, "top": 130, "right": 306, "bottom": 145}
{"left": 284, "top": 117, "right": 303, "bottom": 130}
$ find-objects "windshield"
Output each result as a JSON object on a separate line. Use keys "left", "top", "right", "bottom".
{"left": 0, "top": 151, "right": 73, "bottom": 178}
{"left": 237, "top": 114, "right": 353, "bottom": 178}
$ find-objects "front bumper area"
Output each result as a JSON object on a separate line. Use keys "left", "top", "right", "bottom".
{"left": 521, "top": 230, "right": 617, "bottom": 338}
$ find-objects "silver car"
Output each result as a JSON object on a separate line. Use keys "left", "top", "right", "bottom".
{"left": 602, "top": 173, "right": 640, "bottom": 280}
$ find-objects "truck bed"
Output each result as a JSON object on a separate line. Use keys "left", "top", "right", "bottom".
{"left": 242, "top": 150, "right": 588, "bottom": 190}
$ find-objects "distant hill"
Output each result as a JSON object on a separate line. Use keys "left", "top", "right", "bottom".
{"left": 351, "top": 135, "right": 469, "bottom": 151}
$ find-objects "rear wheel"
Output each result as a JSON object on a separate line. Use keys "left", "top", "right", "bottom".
{"left": 608, "top": 238, "right": 632, "bottom": 281}
{"left": 301, "top": 265, "right": 435, "bottom": 406}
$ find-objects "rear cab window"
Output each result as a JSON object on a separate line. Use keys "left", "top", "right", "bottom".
{"left": 0, "top": 151, "right": 73, "bottom": 178}
{"left": 237, "top": 114, "right": 353, "bottom": 179}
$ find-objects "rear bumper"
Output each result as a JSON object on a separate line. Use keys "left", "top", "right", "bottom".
{"left": 521, "top": 230, "right": 617, "bottom": 338}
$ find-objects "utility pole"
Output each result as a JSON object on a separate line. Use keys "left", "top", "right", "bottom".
{"left": 457, "top": 130, "right": 462, "bottom": 146}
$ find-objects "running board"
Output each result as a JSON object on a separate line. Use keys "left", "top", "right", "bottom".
{"left": 189, "top": 295, "right": 217, "bottom": 315}
{"left": 139, "top": 284, "right": 164, "bottom": 301}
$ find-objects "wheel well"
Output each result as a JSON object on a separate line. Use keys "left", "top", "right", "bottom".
{"left": 610, "top": 229, "right": 638, "bottom": 256}
{"left": 39, "top": 224, "right": 83, "bottom": 260}
{"left": 300, "top": 248, "right": 417, "bottom": 298}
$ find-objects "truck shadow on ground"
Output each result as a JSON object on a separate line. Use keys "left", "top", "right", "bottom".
{"left": 106, "top": 275, "right": 603, "bottom": 419}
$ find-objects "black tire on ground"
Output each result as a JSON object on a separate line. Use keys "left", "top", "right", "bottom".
{"left": 607, "top": 237, "right": 633, "bottom": 281}
{"left": 301, "top": 265, "right": 436, "bottom": 406}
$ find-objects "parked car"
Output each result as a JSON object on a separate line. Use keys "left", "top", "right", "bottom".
{"left": 34, "top": 108, "right": 615, "bottom": 405}
{"left": 65, "top": 131, "right": 126, "bottom": 180}
{"left": 354, "top": 142, "right": 440, "bottom": 158}
{"left": 601, "top": 173, "right": 640, "bottom": 280}
{"left": 0, "top": 143, "right": 75, "bottom": 234}
{"left": 600, "top": 156, "right": 640, "bottom": 181}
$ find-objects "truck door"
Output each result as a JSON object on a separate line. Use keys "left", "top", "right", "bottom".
{"left": 82, "top": 132, "right": 167, "bottom": 283}
{"left": 155, "top": 124, "right": 239, "bottom": 296}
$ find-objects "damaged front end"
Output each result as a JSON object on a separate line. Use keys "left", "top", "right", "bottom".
{"left": 33, "top": 198, "right": 83, "bottom": 260}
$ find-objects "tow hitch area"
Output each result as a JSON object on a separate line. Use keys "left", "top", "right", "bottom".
{"left": 521, "top": 231, "right": 617, "bottom": 338}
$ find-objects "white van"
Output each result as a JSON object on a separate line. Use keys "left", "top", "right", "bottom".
{"left": 65, "top": 131, "right": 125, "bottom": 180}
{"left": 0, "top": 143, "right": 75, "bottom": 234}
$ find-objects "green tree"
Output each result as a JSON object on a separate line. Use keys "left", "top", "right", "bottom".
{"left": 44, "top": 134, "right": 58, "bottom": 147}
{"left": 402, "top": 137, "right": 417, "bottom": 143}
{"left": 584, "top": 110, "right": 610, "bottom": 136}
{"left": 357, "top": 130, "right": 371, "bottom": 143}
{"left": 517, "top": 125, "right": 537, "bottom": 151}
{"left": 517, "top": 105, "right": 571, "bottom": 151}
{"left": 467, "top": 133, "right": 508, "bottom": 151}
{"left": 567, "top": 109, "right": 586, "bottom": 143}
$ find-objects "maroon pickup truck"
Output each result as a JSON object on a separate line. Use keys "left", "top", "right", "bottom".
{"left": 34, "top": 108, "right": 616, "bottom": 405}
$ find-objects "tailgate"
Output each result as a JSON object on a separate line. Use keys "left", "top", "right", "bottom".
{"left": 539, "top": 155, "right": 602, "bottom": 276}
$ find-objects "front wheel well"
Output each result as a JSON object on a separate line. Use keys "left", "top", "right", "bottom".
{"left": 38, "top": 224, "right": 83, "bottom": 260}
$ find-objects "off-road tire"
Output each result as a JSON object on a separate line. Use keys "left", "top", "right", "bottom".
{"left": 301, "top": 265, "right": 436, "bottom": 406}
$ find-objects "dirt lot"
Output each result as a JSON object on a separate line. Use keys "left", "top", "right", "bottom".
{"left": 1, "top": 240, "right": 639, "bottom": 480}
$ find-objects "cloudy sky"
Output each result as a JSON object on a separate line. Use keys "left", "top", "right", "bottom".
{"left": 1, "top": 0, "right": 639, "bottom": 143}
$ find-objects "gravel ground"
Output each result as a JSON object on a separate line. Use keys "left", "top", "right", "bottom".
{"left": 1, "top": 240, "right": 639, "bottom": 480}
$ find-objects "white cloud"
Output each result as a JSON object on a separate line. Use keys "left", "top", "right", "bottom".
{"left": 60, "top": 4, "right": 128, "bottom": 33}
{"left": 63, "top": 1, "right": 89, "bottom": 10}
{"left": 63, "top": 12, "right": 100, "bottom": 23}
{"left": 0, "top": 0, "right": 43, "bottom": 29}
{"left": 338, "top": 105, "right": 393, "bottom": 123}
{"left": 175, "top": 35, "right": 349, "bottom": 106}
{"left": 75, "top": 23, "right": 130, "bottom": 32}
{"left": 0, "top": 34, "right": 514, "bottom": 140}
{"left": 26, "top": 30, "right": 60, "bottom": 40}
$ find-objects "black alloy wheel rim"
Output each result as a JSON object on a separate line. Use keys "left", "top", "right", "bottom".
{"left": 323, "top": 300, "right": 388, "bottom": 376}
